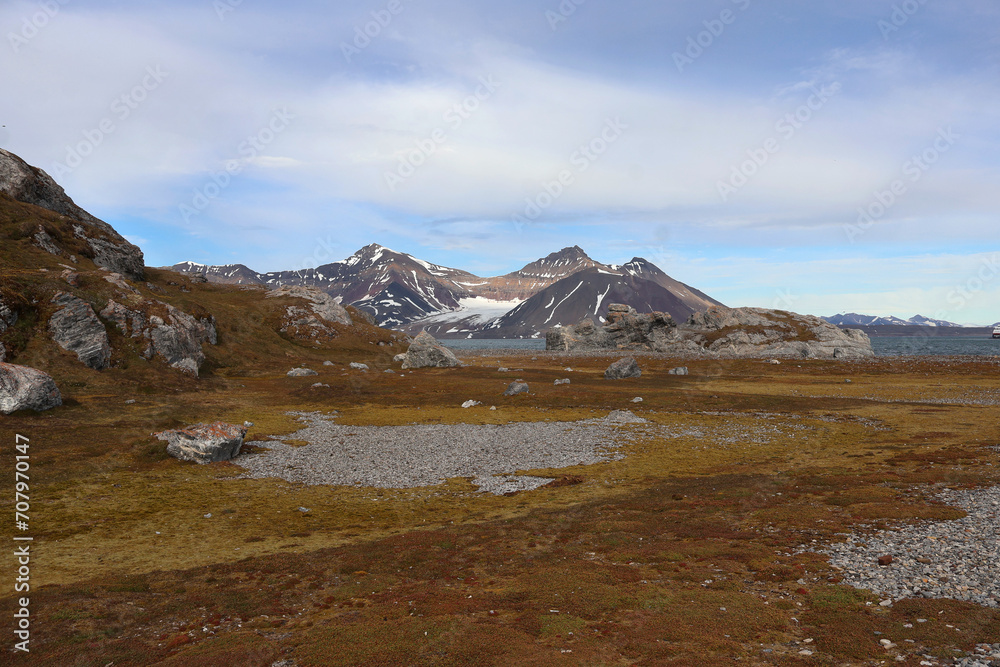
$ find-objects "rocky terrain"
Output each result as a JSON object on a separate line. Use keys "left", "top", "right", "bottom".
{"left": 548, "top": 303, "right": 874, "bottom": 359}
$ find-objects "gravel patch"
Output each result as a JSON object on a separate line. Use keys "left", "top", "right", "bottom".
{"left": 234, "top": 411, "right": 651, "bottom": 494}
{"left": 816, "top": 485, "right": 1000, "bottom": 609}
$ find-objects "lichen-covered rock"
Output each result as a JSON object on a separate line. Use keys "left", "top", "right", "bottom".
{"left": 49, "top": 292, "right": 111, "bottom": 370}
{"left": 605, "top": 357, "right": 641, "bottom": 380}
{"left": 503, "top": 380, "right": 530, "bottom": 396}
{"left": 0, "top": 148, "right": 145, "bottom": 279}
{"left": 401, "top": 331, "right": 461, "bottom": 369}
{"left": 100, "top": 299, "right": 217, "bottom": 375}
{"left": 154, "top": 422, "right": 249, "bottom": 464}
{"left": 287, "top": 368, "right": 318, "bottom": 377}
{"left": 266, "top": 285, "right": 352, "bottom": 329}
{"left": 0, "top": 297, "right": 16, "bottom": 334}
{"left": 0, "top": 363, "right": 62, "bottom": 414}
{"left": 548, "top": 305, "right": 873, "bottom": 360}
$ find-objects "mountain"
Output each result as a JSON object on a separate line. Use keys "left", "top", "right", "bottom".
{"left": 481, "top": 267, "right": 709, "bottom": 338}
{"left": 170, "top": 247, "right": 724, "bottom": 337}
{"left": 823, "top": 313, "right": 967, "bottom": 328}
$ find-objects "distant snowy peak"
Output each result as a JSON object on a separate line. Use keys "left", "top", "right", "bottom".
{"left": 823, "top": 313, "right": 967, "bottom": 327}
{"left": 168, "top": 261, "right": 264, "bottom": 285}
{"left": 506, "top": 245, "right": 605, "bottom": 281}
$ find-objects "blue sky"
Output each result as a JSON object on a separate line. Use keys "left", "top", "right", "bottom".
{"left": 2, "top": 0, "right": 999, "bottom": 323}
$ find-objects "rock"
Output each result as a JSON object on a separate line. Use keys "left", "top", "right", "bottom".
{"left": 498, "top": 367, "right": 509, "bottom": 373}
{"left": 323, "top": 360, "right": 335, "bottom": 366}
{"left": 631, "top": 397, "right": 643, "bottom": 403}
{"left": 0, "top": 363, "right": 63, "bottom": 414}
{"left": 101, "top": 299, "right": 216, "bottom": 375}
{"left": 287, "top": 368, "right": 318, "bottom": 377}
{"left": 61, "top": 270, "right": 80, "bottom": 286}
{"left": 401, "top": 331, "right": 461, "bottom": 369}
{"left": 154, "top": 422, "right": 249, "bottom": 464}
{"left": 349, "top": 362, "right": 369, "bottom": 371}
{"left": 48, "top": 292, "right": 111, "bottom": 370}
{"left": 383, "top": 369, "right": 394, "bottom": 374}
{"left": 769, "top": 359, "right": 781, "bottom": 365}
{"left": 548, "top": 304, "right": 874, "bottom": 360}
{"left": 103, "top": 272, "right": 137, "bottom": 293}
{"left": 668, "top": 366, "right": 689, "bottom": 376}
{"left": 0, "top": 149, "right": 145, "bottom": 279}
{"left": 605, "top": 357, "right": 641, "bottom": 380}
{"left": 489, "top": 406, "right": 497, "bottom": 411}
{"left": 554, "top": 378, "right": 571, "bottom": 385}
{"left": 605, "top": 409, "right": 647, "bottom": 424}
{"left": 461, "top": 400, "right": 480, "bottom": 408}
{"left": 503, "top": 380, "right": 530, "bottom": 396}
{"left": 351, "top": 308, "right": 377, "bottom": 326}
{"left": 311, "top": 382, "right": 330, "bottom": 388}
{"left": 0, "top": 343, "right": 6, "bottom": 363}
{"left": 878, "top": 554, "right": 894, "bottom": 566}
{"left": 0, "top": 298, "right": 16, "bottom": 331}
{"left": 266, "top": 285, "right": 352, "bottom": 327}
{"left": 393, "top": 353, "right": 407, "bottom": 363}
{"left": 845, "top": 379, "right": 852, "bottom": 384}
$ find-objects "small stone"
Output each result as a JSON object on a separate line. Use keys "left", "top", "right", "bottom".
{"left": 349, "top": 362, "right": 369, "bottom": 371}
{"left": 880, "top": 639, "right": 895, "bottom": 649}
{"left": 204, "top": 513, "right": 212, "bottom": 518}
{"left": 125, "top": 399, "right": 136, "bottom": 404}
{"left": 631, "top": 397, "right": 643, "bottom": 403}
{"left": 798, "top": 649, "right": 813, "bottom": 656}
{"left": 323, "top": 361, "right": 335, "bottom": 366}
{"left": 668, "top": 366, "right": 688, "bottom": 376}
{"left": 298, "top": 507, "right": 310, "bottom": 512}
{"left": 554, "top": 378, "right": 571, "bottom": 386}
{"left": 489, "top": 406, "right": 496, "bottom": 411}
{"left": 878, "top": 554, "right": 894, "bottom": 566}
{"left": 461, "top": 400, "right": 480, "bottom": 408}
{"left": 287, "top": 368, "right": 318, "bottom": 377}
{"left": 845, "top": 379, "right": 852, "bottom": 383}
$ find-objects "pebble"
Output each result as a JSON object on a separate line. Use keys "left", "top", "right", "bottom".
{"left": 818, "top": 486, "right": 1000, "bottom": 609}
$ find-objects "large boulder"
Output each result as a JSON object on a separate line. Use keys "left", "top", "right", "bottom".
{"left": 100, "top": 299, "right": 217, "bottom": 375}
{"left": 605, "top": 357, "right": 641, "bottom": 380}
{"left": 154, "top": 422, "right": 249, "bottom": 464}
{"left": 0, "top": 148, "right": 145, "bottom": 279}
{"left": 0, "top": 363, "right": 62, "bottom": 414}
{"left": 401, "top": 331, "right": 461, "bottom": 369}
{"left": 48, "top": 292, "right": 111, "bottom": 370}
{"left": 548, "top": 305, "right": 873, "bottom": 360}
{"left": 503, "top": 380, "right": 530, "bottom": 396}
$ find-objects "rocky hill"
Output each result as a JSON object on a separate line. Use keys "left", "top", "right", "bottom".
{"left": 0, "top": 149, "right": 404, "bottom": 411}
{"left": 548, "top": 304, "right": 874, "bottom": 359}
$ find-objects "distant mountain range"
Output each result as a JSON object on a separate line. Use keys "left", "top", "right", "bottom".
{"left": 167, "top": 245, "right": 724, "bottom": 338}
{"left": 822, "top": 313, "right": 969, "bottom": 328}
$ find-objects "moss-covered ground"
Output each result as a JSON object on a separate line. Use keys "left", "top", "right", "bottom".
{"left": 3, "top": 348, "right": 1000, "bottom": 666}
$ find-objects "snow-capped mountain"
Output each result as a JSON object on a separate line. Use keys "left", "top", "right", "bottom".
{"left": 167, "top": 245, "right": 723, "bottom": 336}
{"left": 823, "top": 313, "right": 966, "bottom": 327}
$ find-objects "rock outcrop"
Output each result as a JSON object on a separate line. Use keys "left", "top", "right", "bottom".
{"left": 548, "top": 305, "right": 874, "bottom": 360}
{"left": 48, "top": 292, "right": 111, "bottom": 370}
{"left": 0, "top": 148, "right": 144, "bottom": 279}
{"left": 266, "top": 286, "right": 352, "bottom": 341}
{"left": 0, "top": 298, "right": 15, "bottom": 361}
{"left": 154, "top": 422, "right": 249, "bottom": 464}
{"left": 546, "top": 304, "right": 678, "bottom": 352}
{"left": 605, "top": 357, "right": 641, "bottom": 380}
{"left": 100, "top": 299, "right": 217, "bottom": 375}
{"left": 0, "top": 363, "right": 62, "bottom": 414}
{"left": 401, "top": 331, "right": 461, "bottom": 369}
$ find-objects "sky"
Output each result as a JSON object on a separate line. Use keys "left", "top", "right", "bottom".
{"left": 2, "top": 0, "right": 999, "bottom": 324}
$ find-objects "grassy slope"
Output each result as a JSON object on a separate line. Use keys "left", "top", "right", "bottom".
{"left": 2, "top": 198, "right": 1000, "bottom": 665}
